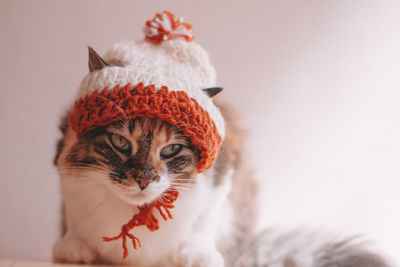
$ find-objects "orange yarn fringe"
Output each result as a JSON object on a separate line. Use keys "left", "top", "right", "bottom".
{"left": 103, "top": 190, "right": 179, "bottom": 259}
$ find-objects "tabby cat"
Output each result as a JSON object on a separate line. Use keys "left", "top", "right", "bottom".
{"left": 53, "top": 50, "right": 392, "bottom": 267}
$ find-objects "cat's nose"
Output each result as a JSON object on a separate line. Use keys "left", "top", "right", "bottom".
{"left": 135, "top": 175, "right": 160, "bottom": 190}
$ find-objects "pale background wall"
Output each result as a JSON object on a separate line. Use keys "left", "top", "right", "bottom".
{"left": 0, "top": 0, "right": 399, "bottom": 263}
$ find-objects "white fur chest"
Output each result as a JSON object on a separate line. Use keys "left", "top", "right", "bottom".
{"left": 56, "top": 170, "right": 232, "bottom": 267}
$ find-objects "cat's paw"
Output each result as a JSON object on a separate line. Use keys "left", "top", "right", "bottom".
{"left": 176, "top": 247, "right": 224, "bottom": 267}
{"left": 53, "top": 236, "right": 96, "bottom": 264}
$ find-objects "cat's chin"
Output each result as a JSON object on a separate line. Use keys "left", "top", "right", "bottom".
{"left": 123, "top": 190, "right": 163, "bottom": 206}
{"left": 114, "top": 180, "right": 171, "bottom": 206}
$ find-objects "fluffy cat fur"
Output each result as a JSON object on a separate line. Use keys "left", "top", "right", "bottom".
{"left": 53, "top": 107, "right": 392, "bottom": 267}
{"left": 53, "top": 50, "right": 392, "bottom": 267}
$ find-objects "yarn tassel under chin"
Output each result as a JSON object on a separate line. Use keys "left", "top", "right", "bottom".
{"left": 102, "top": 190, "right": 179, "bottom": 259}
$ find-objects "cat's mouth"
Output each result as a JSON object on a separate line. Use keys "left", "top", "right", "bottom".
{"left": 114, "top": 177, "right": 171, "bottom": 206}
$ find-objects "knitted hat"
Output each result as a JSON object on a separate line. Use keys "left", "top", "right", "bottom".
{"left": 68, "top": 11, "right": 224, "bottom": 172}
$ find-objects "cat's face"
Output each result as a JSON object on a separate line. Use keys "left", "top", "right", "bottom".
{"left": 57, "top": 117, "right": 200, "bottom": 205}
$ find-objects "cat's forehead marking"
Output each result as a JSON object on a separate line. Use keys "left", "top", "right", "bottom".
{"left": 131, "top": 118, "right": 171, "bottom": 143}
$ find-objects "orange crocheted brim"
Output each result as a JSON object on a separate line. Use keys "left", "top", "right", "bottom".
{"left": 68, "top": 83, "right": 222, "bottom": 172}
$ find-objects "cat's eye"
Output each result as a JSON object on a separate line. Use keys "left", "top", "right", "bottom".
{"left": 160, "top": 144, "right": 182, "bottom": 159}
{"left": 110, "top": 134, "right": 131, "bottom": 152}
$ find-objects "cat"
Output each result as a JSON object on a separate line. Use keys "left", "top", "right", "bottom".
{"left": 53, "top": 97, "right": 392, "bottom": 267}
{"left": 53, "top": 46, "right": 392, "bottom": 266}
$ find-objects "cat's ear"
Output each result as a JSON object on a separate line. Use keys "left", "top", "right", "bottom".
{"left": 202, "top": 87, "right": 223, "bottom": 98}
{"left": 88, "top": 46, "right": 109, "bottom": 72}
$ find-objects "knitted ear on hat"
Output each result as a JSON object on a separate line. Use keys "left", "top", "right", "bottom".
{"left": 68, "top": 11, "right": 224, "bottom": 172}
{"left": 203, "top": 87, "right": 223, "bottom": 98}
{"left": 88, "top": 46, "right": 108, "bottom": 72}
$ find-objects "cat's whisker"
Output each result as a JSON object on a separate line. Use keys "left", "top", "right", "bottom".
{"left": 97, "top": 96, "right": 133, "bottom": 131}
{"left": 169, "top": 188, "right": 192, "bottom": 192}
{"left": 59, "top": 167, "right": 108, "bottom": 174}
{"left": 69, "top": 162, "right": 109, "bottom": 168}
{"left": 58, "top": 169, "right": 111, "bottom": 179}
{"left": 67, "top": 162, "right": 116, "bottom": 172}
{"left": 61, "top": 180, "right": 112, "bottom": 190}
{"left": 59, "top": 167, "right": 120, "bottom": 181}
{"left": 61, "top": 162, "right": 122, "bottom": 176}
{"left": 61, "top": 176, "right": 120, "bottom": 186}
{"left": 173, "top": 120, "right": 206, "bottom": 135}
{"left": 168, "top": 184, "right": 194, "bottom": 191}
{"left": 169, "top": 183, "right": 193, "bottom": 187}
{"left": 170, "top": 182, "right": 194, "bottom": 186}
{"left": 174, "top": 117, "right": 205, "bottom": 131}
{"left": 63, "top": 166, "right": 116, "bottom": 175}
{"left": 170, "top": 181, "right": 193, "bottom": 185}
{"left": 169, "top": 185, "right": 193, "bottom": 189}
{"left": 166, "top": 126, "right": 183, "bottom": 135}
